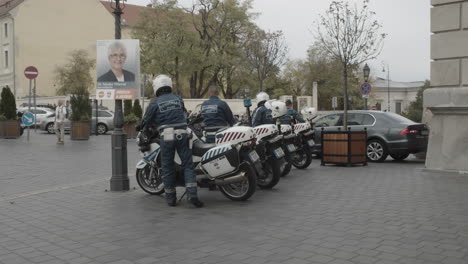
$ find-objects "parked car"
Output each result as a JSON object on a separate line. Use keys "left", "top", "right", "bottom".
{"left": 311, "top": 110, "right": 429, "bottom": 162}
{"left": 17, "top": 107, "right": 55, "bottom": 127}
{"left": 39, "top": 109, "right": 115, "bottom": 135}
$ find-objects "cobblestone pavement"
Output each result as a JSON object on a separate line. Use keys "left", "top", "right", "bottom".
{"left": 1, "top": 133, "right": 468, "bottom": 264}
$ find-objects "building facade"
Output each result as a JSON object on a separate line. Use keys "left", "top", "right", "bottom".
{"left": 370, "top": 78, "right": 425, "bottom": 114}
{"left": 0, "top": 0, "right": 144, "bottom": 99}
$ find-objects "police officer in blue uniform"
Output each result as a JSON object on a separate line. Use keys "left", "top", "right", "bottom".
{"left": 251, "top": 92, "right": 275, "bottom": 127}
{"left": 280, "top": 99, "right": 305, "bottom": 125}
{"left": 142, "top": 75, "right": 204, "bottom": 208}
{"left": 201, "top": 85, "right": 236, "bottom": 143}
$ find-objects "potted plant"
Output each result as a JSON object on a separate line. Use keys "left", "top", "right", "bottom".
{"left": 123, "top": 112, "right": 139, "bottom": 139}
{"left": 0, "top": 86, "right": 20, "bottom": 138}
{"left": 69, "top": 94, "right": 91, "bottom": 140}
{"left": 54, "top": 49, "right": 95, "bottom": 140}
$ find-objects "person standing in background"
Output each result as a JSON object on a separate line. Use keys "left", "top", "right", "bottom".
{"left": 55, "top": 100, "right": 67, "bottom": 144}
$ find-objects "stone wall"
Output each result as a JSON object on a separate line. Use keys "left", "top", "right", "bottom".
{"left": 425, "top": 0, "right": 468, "bottom": 172}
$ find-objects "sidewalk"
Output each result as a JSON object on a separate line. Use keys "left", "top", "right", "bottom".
{"left": 1, "top": 134, "right": 468, "bottom": 264}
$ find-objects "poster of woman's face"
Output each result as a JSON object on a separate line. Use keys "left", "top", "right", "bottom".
{"left": 96, "top": 40, "right": 140, "bottom": 100}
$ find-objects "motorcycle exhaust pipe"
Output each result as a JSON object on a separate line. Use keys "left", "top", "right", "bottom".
{"left": 215, "top": 172, "right": 246, "bottom": 186}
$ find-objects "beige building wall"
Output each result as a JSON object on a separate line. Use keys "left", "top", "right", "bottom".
{"left": 425, "top": 0, "right": 468, "bottom": 172}
{"left": 10, "top": 0, "right": 115, "bottom": 98}
{"left": 0, "top": 15, "right": 14, "bottom": 95}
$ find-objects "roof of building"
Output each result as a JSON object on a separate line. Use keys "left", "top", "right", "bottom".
{"left": 0, "top": 0, "right": 23, "bottom": 16}
{"left": 372, "top": 78, "right": 425, "bottom": 89}
{"left": 100, "top": 1, "right": 147, "bottom": 26}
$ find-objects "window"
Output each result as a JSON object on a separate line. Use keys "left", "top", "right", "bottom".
{"left": 395, "top": 102, "right": 402, "bottom": 114}
{"left": 4, "top": 23, "right": 7, "bottom": 38}
{"left": 98, "top": 111, "right": 112, "bottom": 117}
{"left": 361, "top": 114, "right": 375, "bottom": 125}
{"left": 315, "top": 114, "right": 341, "bottom": 127}
{"left": 4, "top": 50, "right": 8, "bottom": 68}
{"left": 31, "top": 109, "right": 46, "bottom": 114}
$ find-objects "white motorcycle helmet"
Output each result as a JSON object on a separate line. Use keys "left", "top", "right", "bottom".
{"left": 265, "top": 100, "right": 287, "bottom": 119}
{"left": 153, "top": 74, "right": 173, "bottom": 96}
{"left": 256, "top": 92, "right": 270, "bottom": 105}
{"left": 301, "top": 107, "right": 318, "bottom": 121}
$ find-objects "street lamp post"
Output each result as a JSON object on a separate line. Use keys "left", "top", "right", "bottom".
{"left": 382, "top": 64, "right": 390, "bottom": 112}
{"left": 363, "top": 63, "right": 370, "bottom": 110}
{"left": 109, "top": 0, "right": 129, "bottom": 191}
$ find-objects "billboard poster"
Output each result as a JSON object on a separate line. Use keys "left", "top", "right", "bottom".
{"left": 96, "top": 40, "right": 140, "bottom": 100}
{"left": 297, "top": 96, "right": 312, "bottom": 110}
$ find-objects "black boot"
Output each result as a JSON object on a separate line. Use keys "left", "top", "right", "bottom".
{"left": 189, "top": 197, "right": 204, "bottom": 208}
{"left": 167, "top": 199, "right": 177, "bottom": 207}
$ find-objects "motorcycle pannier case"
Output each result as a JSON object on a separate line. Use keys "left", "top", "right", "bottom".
{"left": 200, "top": 145, "right": 239, "bottom": 178}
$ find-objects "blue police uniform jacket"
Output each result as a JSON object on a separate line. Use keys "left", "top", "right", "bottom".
{"left": 201, "top": 96, "right": 235, "bottom": 131}
{"left": 280, "top": 109, "right": 305, "bottom": 124}
{"left": 252, "top": 103, "right": 274, "bottom": 127}
{"left": 142, "top": 93, "right": 187, "bottom": 130}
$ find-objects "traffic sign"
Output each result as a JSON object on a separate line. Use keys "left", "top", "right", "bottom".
{"left": 360, "top": 82, "right": 372, "bottom": 95}
{"left": 24, "top": 66, "right": 39, "bottom": 79}
{"left": 22, "top": 112, "right": 35, "bottom": 126}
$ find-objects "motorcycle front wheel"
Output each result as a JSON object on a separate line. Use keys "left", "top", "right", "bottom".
{"left": 136, "top": 165, "right": 165, "bottom": 195}
{"left": 280, "top": 158, "right": 292, "bottom": 177}
{"left": 290, "top": 145, "right": 313, "bottom": 169}
{"left": 257, "top": 157, "right": 281, "bottom": 189}
{"left": 219, "top": 162, "right": 257, "bottom": 201}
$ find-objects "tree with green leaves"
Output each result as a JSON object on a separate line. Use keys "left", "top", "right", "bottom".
{"left": 0, "top": 86, "right": 16, "bottom": 120}
{"left": 315, "top": 0, "right": 385, "bottom": 126}
{"left": 54, "top": 50, "right": 94, "bottom": 122}
{"left": 54, "top": 50, "right": 95, "bottom": 96}
{"left": 402, "top": 80, "right": 430, "bottom": 122}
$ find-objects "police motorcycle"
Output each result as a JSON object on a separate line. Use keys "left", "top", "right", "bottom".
{"left": 186, "top": 106, "right": 279, "bottom": 190}
{"left": 296, "top": 107, "right": 318, "bottom": 154}
{"left": 250, "top": 100, "right": 291, "bottom": 187}
{"left": 261, "top": 102, "right": 311, "bottom": 176}
{"left": 135, "top": 121, "right": 259, "bottom": 202}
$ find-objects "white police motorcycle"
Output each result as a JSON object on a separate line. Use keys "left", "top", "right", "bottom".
{"left": 135, "top": 124, "right": 259, "bottom": 201}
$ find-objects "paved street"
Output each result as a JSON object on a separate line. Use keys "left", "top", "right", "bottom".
{"left": 1, "top": 133, "right": 468, "bottom": 264}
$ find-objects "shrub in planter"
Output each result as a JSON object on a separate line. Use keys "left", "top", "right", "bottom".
{"left": 123, "top": 113, "right": 139, "bottom": 138}
{"left": 0, "top": 86, "right": 20, "bottom": 138}
{"left": 133, "top": 99, "right": 142, "bottom": 120}
{"left": 69, "top": 94, "right": 92, "bottom": 140}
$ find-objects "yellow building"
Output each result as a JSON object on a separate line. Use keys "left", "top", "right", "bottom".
{"left": 0, "top": 0, "right": 144, "bottom": 98}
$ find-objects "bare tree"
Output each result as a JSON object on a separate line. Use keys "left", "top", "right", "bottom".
{"left": 246, "top": 30, "right": 288, "bottom": 92}
{"left": 315, "top": 0, "right": 385, "bottom": 127}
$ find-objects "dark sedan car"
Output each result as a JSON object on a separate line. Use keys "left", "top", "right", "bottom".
{"left": 311, "top": 111, "right": 429, "bottom": 162}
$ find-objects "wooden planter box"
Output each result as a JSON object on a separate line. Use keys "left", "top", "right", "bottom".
{"left": 0, "top": 120, "right": 20, "bottom": 139}
{"left": 321, "top": 130, "right": 367, "bottom": 166}
{"left": 123, "top": 122, "right": 139, "bottom": 139}
{"left": 70, "top": 121, "right": 90, "bottom": 140}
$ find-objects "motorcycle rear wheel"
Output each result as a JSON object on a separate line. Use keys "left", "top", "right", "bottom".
{"left": 219, "top": 162, "right": 257, "bottom": 201}
{"left": 257, "top": 157, "right": 281, "bottom": 189}
{"left": 136, "top": 165, "right": 165, "bottom": 195}
{"left": 291, "top": 145, "right": 313, "bottom": 169}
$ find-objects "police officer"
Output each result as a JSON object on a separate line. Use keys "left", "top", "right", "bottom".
{"left": 251, "top": 92, "right": 275, "bottom": 127}
{"left": 142, "top": 75, "right": 204, "bottom": 208}
{"left": 280, "top": 99, "right": 305, "bottom": 125}
{"left": 201, "top": 85, "right": 236, "bottom": 143}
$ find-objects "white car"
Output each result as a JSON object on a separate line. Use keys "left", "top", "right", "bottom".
{"left": 17, "top": 107, "right": 55, "bottom": 127}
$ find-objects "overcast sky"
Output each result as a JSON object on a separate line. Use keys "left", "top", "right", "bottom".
{"left": 130, "top": 0, "right": 430, "bottom": 82}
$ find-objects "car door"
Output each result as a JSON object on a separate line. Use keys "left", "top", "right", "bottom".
{"left": 314, "top": 113, "right": 343, "bottom": 144}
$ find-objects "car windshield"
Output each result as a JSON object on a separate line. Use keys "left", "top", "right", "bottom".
{"left": 385, "top": 112, "right": 415, "bottom": 124}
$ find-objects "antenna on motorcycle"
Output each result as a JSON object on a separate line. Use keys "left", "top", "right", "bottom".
{"left": 243, "top": 99, "right": 252, "bottom": 126}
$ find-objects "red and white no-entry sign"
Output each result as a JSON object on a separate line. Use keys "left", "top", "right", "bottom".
{"left": 24, "top": 66, "right": 39, "bottom": 79}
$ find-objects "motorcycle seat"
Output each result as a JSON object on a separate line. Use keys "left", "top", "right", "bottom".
{"left": 192, "top": 139, "right": 216, "bottom": 157}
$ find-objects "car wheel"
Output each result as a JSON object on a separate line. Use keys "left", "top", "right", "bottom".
{"left": 390, "top": 153, "right": 409, "bottom": 161}
{"left": 46, "top": 123, "right": 55, "bottom": 134}
{"left": 97, "top": 123, "right": 108, "bottom": 135}
{"left": 366, "top": 139, "right": 388, "bottom": 162}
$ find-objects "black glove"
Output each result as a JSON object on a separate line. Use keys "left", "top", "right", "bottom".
{"left": 135, "top": 124, "right": 142, "bottom": 132}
